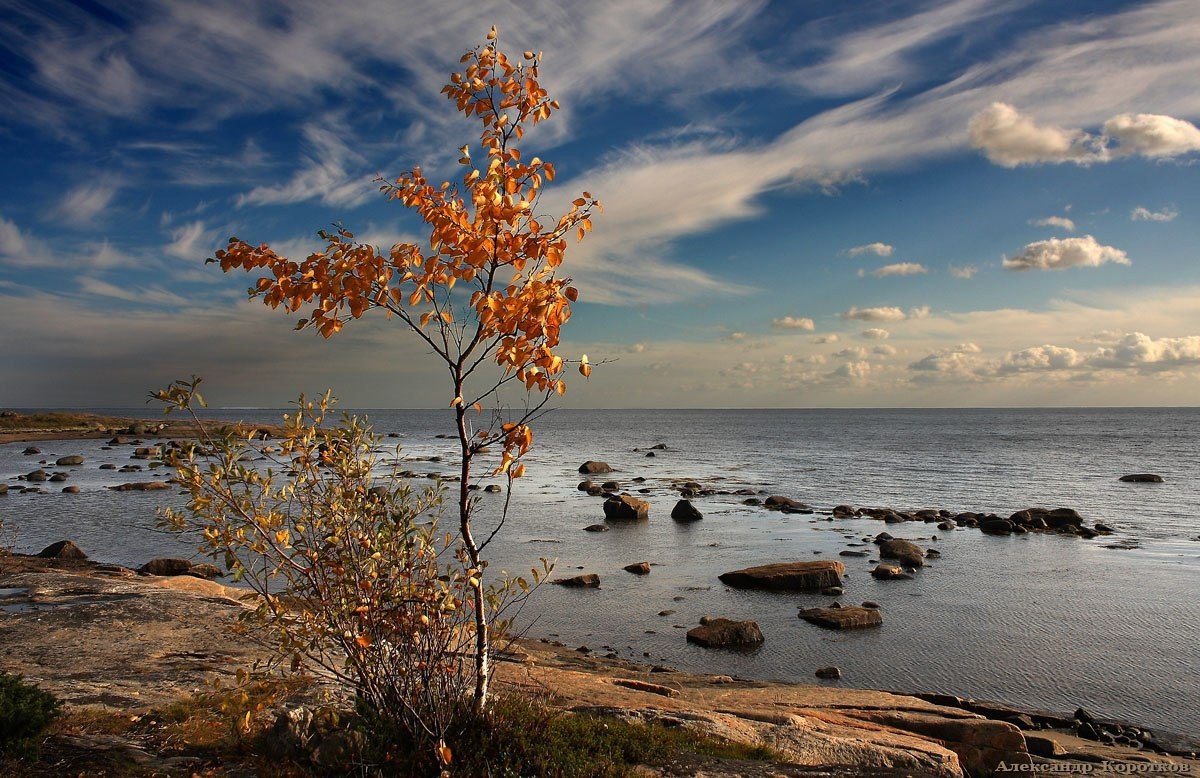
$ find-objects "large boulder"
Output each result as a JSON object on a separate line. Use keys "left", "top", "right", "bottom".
{"left": 980, "top": 518, "right": 1014, "bottom": 535}
{"left": 25, "top": 470, "right": 49, "bottom": 482}
{"left": 878, "top": 538, "right": 925, "bottom": 568}
{"left": 763, "top": 495, "right": 810, "bottom": 513}
{"left": 552, "top": 573, "right": 600, "bottom": 588}
{"left": 603, "top": 494, "right": 649, "bottom": 521}
{"left": 37, "top": 540, "right": 88, "bottom": 560}
{"left": 138, "top": 558, "right": 194, "bottom": 576}
{"left": 685, "top": 618, "right": 764, "bottom": 649}
{"left": 670, "top": 499, "right": 703, "bottom": 523}
{"left": 578, "top": 461, "right": 612, "bottom": 475}
{"left": 1119, "top": 473, "right": 1164, "bottom": 483}
{"left": 799, "top": 605, "right": 883, "bottom": 630}
{"left": 55, "top": 455, "right": 85, "bottom": 466}
{"left": 110, "top": 481, "right": 172, "bottom": 491}
{"left": 718, "top": 560, "right": 844, "bottom": 592}
{"left": 1045, "top": 508, "right": 1084, "bottom": 528}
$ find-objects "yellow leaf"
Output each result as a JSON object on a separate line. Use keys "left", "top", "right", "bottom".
{"left": 450, "top": 396, "right": 464, "bottom": 407}
{"left": 487, "top": 25, "right": 497, "bottom": 40}
{"left": 579, "top": 363, "right": 592, "bottom": 378}
{"left": 512, "top": 463, "right": 526, "bottom": 478}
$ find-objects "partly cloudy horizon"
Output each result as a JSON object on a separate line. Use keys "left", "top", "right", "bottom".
{"left": 1, "top": 0, "right": 1198, "bottom": 409}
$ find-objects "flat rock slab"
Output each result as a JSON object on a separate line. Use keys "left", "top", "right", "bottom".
{"left": 719, "top": 560, "right": 844, "bottom": 591}
{"left": 553, "top": 573, "right": 600, "bottom": 588}
{"left": 1119, "top": 473, "right": 1164, "bottom": 483}
{"left": 799, "top": 606, "right": 883, "bottom": 630}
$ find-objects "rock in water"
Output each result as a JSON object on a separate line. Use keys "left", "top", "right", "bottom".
{"left": 188, "top": 564, "right": 223, "bottom": 579}
{"left": 110, "top": 481, "right": 172, "bottom": 491}
{"left": 671, "top": 499, "right": 703, "bottom": 523}
{"left": 583, "top": 524, "right": 610, "bottom": 533}
{"left": 800, "top": 605, "right": 883, "bottom": 630}
{"left": 55, "top": 455, "right": 85, "bottom": 466}
{"left": 763, "top": 495, "right": 811, "bottom": 513}
{"left": 980, "top": 518, "right": 1014, "bottom": 535}
{"left": 718, "top": 560, "right": 844, "bottom": 591}
{"left": 578, "top": 461, "right": 613, "bottom": 474}
{"left": 871, "top": 563, "right": 912, "bottom": 580}
{"left": 37, "top": 540, "right": 88, "bottom": 560}
{"left": 685, "top": 618, "right": 764, "bottom": 648}
{"left": 552, "top": 573, "right": 600, "bottom": 588}
{"left": 623, "top": 561, "right": 651, "bottom": 575}
{"left": 815, "top": 666, "right": 843, "bottom": 679}
{"left": 23, "top": 446, "right": 41, "bottom": 455}
{"left": 603, "top": 494, "right": 649, "bottom": 521}
{"left": 1119, "top": 473, "right": 1164, "bottom": 483}
{"left": 878, "top": 538, "right": 925, "bottom": 568}
{"left": 138, "top": 558, "right": 194, "bottom": 576}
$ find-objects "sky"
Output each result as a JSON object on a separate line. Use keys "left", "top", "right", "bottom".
{"left": 1, "top": 0, "right": 1198, "bottom": 409}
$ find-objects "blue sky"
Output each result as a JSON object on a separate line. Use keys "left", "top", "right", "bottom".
{"left": 1, "top": 0, "right": 1198, "bottom": 408}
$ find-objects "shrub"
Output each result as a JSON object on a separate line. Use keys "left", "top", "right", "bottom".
{"left": 0, "top": 672, "right": 60, "bottom": 752}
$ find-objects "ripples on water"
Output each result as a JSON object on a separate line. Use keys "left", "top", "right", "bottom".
{"left": 2, "top": 407, "right": 1198, "bottom": 733}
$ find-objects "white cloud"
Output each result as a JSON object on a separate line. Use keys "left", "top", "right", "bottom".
{"left": 948, "top": 264, "right": 978, "bottom": 279}
{"left": 1103, "top": 113, "right": 1200, "bottom": 159}
{"left": 1130, "top": 205, "right": 1178, "bottom": 222}
{"left": 1002, "top": 235, "right": 1129, "bottom": 271}
{"left": 846, "top": 242, "right": 894, "bottom": 257}
{"left": 831, "top": 361, "right": 871, "bottom": 381}
{"left": 50, "top": 181, "right": 120, "bottom": 226}
{"left": 78, "top": 277, "right": 188, "bottom": 307}
{"left": 812, "top": 334, "right": 839, "bottom": 344}
{"left": 860, "top": 328, "right": 889, "bottom": 340}
{"left": 970, "top": 103, "right": 1200, "bottom": 167}
{"left": 772, "top": 316, "right": 815, "bottom": 330}
{"left": 0, "top": 216, "right": 133, "bottom": 269}
{"left": 237, "top": 121, "right": 373, "bottom": 208}
{"left": 842, "top": 305, "right": 907, "bottom": 322}
{"left": 870, "top": 262, "right": 927, "bottom": 277}
{"left": 834, "top": 347, "right": 868, "bottom": 359}
{"left": 164, "top": 220, "right": 216, "bottom": 260}
{"left": 968, "top": 103, "right": 1098, "bottom": 167}
{"left": 1030, "top": 215, "right": 1076, "bottom": 231}
{"left": 1091, "top": 332, "right": 1200, "bottom": 370}
{"left": 997, "top": 344, "right": 1086, "bottom": 373}
{"left": 909, "top": 342, "right": 984, "bottom": 374}
{"left": 872, "top": 344, "right": 897, "bottom": 356}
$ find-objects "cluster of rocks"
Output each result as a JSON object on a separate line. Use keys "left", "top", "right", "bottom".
{"left": 32, "top": 541, "right": 222, "bottom": 580}
{"left": 833, "top": 504, "right": 1113, "bottom": 539}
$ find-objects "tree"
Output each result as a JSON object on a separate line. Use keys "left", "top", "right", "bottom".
{"left": 212, "top": 26, "right": 599, "bottom": 714}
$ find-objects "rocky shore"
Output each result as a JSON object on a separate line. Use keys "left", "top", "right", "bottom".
{"left": 1, "top": 551, "right": 1195, "bottom": 776}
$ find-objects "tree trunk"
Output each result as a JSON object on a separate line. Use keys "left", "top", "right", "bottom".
{"left": 455, "top": 399, "right": 489, "bottom": 714}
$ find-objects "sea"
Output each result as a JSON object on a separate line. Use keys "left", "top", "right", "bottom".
{"left": 3, "top": 407, "right": 1198, "bottom": 734}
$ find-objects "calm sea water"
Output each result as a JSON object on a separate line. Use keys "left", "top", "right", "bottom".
{"left": 3, "top": 408, "right": 1198, "bottom": 734}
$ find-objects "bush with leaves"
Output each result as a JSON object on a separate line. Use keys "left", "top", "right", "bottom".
{"left": 211, "top": 26, "right": 599, "bottom": 716}
{"left": 0, "top": 671, "right": 60, "bottom": 753}
{"left": 155, "top": 378, "right": 550, "bottom": 769}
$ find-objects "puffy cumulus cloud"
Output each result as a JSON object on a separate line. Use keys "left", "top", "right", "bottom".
{"left": 833, "top": 346, "right": 868, "bottom": 359}
{"left": 1131, "top": 206, "right": 1178, "bottom": 222}
{"left": 948, "top": 264, "right": 978, "bottom": 279}
{"left": 831, "top": 361, "right": 871, "bottom": 381}
{"left": 846, "top": 242, "right": 894, "bottom": 257}
{"left": 1002, "top": 235, "right": 1129, "bottom": 271}
{"left": 771, "top": 315, "right": 815, "bottom": 330}
{"left": 968, "top": 103, "right": 1097, "bottom": 167}
{"left": 1091, "top": 332, "right": 1200, "bottom": 370}
{"left": 842, "top": 305, "right": 906, "bottom": 322}
{"left": 1103, "top": 113, "right": 1200, "bottom": 159}
{"left": 872, "top": 344, "right": 897, "bottom": 357}
{"left": 860, "top": 328, "right": 889, "bottom": 340}
{"left": 970, "top": 104, "right": 1200, "bottom": 167}
{"left": 812, "top": 334, "right": 839, "bottom": 344}
{"left": 909, "top": 306, "right": 931, "bottom": 319}
{"left": 870, "top": 262, "right": 927, "bottom": 278}
{"left": 997, "top": 344, "right": 1086, "bottom": 373}
{"left": 1030, "top": 215, "right": 1076, "bottom": 231}
{"left": 909, "top": 343, "right": 984, "bottom": 374}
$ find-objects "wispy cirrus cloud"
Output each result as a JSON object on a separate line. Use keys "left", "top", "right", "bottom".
{"left": 1130, "top": 205, "right": 1178, "bottom": 222}
{"left": 846, "top": 242, "right": 894, "bottom": 257}
{"left": 49, "top": 180, "right": 121, "bottom": 226}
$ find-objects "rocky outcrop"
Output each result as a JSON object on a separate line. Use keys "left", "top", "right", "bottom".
{"left": 799, "top": 605, "right": 882, "bottom": 630}
{"left": 670, "top": 499, "right": 703, "bottom": 523}
{"left": 1119, "top": 473, "right": 1164, "bottom": 483}
{"left": 37, "top": 540, "right": 88, "bottom": 560}
{"left": 603, "top": 494, "right": 649, "bottom": 521}
{"left": 552, "top": 573, "right": 600, "bottom": 588}
{"left": 718, "top": 560, "right": 844, "bottom": 592}
{"left": 685, "top": 617, "right": 764, "bottom": 649}
{"left": 578, "top": 461, "right": 613, "bottom": 474}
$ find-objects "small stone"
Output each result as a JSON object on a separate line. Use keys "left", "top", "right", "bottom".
{"left": 623, "top": 561, "right": 651, "bottom": 575}
{"left": 815, "top": 666, "right": 842, "bottom": 680}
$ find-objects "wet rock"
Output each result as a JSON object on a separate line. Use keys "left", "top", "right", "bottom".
{"left": 718, "top": 560, "right": 844, "bottom": 592}
{"left": 861, "top": 601, "right": 881, "bottom": 609}
{"left": 138, "top": 558, "right": 195, "bottom": 576}
{"left": 37, "top": 540, "right": 88, "bottom": 560}
{"left": 623, "top": 561, "right": 651, "bottom": 575}
{"left": 111, "top": 481, "right": 171, "bottom": 491}
{"left": 649, "top": 443, "right": 667, "bottom": 450}
{"left": 763, "top": 495, "right": 811, "bottom": 513}
{"left": 1046, "top": 508, "right": 1084, "bottom": 528}
{"left": 657, "top": 609, "right": 675, "bottom": 617}
{"left": 925, "top": 549, "right": 941, "bottom": 559}
{"left": 937, "top": 521, "right": 956, "bottom": 530}
{"left": 685, "top": 617, "right": 764, "bottom": 649}
{"left": 579, "top": 461, "right": 613, "bottom": 474}
{"left": 188, "top": 564, "right": 222, "bottom": 579}
{"left": 601, "top": 480, "right": 620, "bottom": 491}
{"left": 55, "top": 455, "right": 85, "bottom": 466}
{"left": 0, "top": 484, "right": 7, "bottom": 495}
{"left": 23, "top": 446, "right": 41, "bottom": 455}
{"left": 583, "top": 523, "right": 609, "bottom": 533}
{"left": 645, "top": 452, "right": 656, "bottom": 457}
{"left": 25, "top": 469, "right": 49, "bottom": 482}
{"left": 670, "top": 499, "right": 703, "bottom": 523}
{"left": 871, "top": 563, "right": 912, "bottom": 580}
{"left": 577, "top": 480, "right": 594, "bottom": 491}
{"left": 799, "top": 605, "right": 883, "bottom": 630}
{"left": 878, "top": 538, "right": 925, "bottom": 568}
{"left": 553, "top": 573, "right": 600, "bottom": 588}
{"left": 839, "top": 549, "right": 869, "bottom": 557}
{"left": 742, "top": 497, "right": 761, "bottom": 505}
{"left": 483, "top": 484, "right": 502, "bottom": 493}
{"left": 980, "top": 518, "right": 1014, "bottom": 535}
{"left": 1119, "top": 473, "right": 1164, "bottom": 483}
{"left": 62, "top": 486, "right": 81, "bottom": 493}
{"left": 815, "top": 666, "right": 842, "bottom": 679}
{"left": 48, "top": 473, "right": 69, "bottom": 482}
{"left": 99, "top": 464, "right": 117, "bottom": 470}
{"left": 603, "top": 494, "right": 649, "bottom": 521}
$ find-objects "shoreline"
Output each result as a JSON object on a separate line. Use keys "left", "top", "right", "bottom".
{"left": 1, "top": 552, "right": 1196, "bottom": 776}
